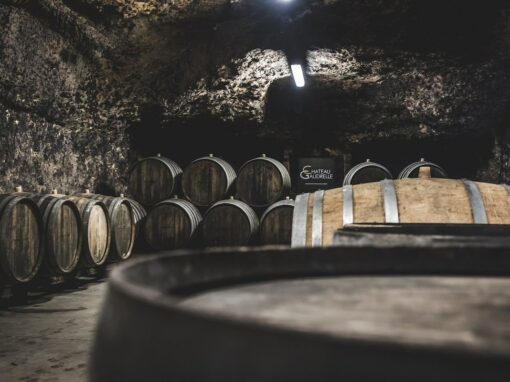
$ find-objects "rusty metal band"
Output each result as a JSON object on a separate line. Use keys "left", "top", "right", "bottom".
{"left": 381, "top": 179, "right": 399, "bottom": 223}
{"left": 312, "top": 190, "right": 325, "bottom": 247}
{"left": 291, "top": 193, "right": 309, "bottom": 248}
{"left": 342, "top": 185, "right": 354, "bottom": 226}
{"left": 463, "top": 180, "right": 488, "bottom": 224}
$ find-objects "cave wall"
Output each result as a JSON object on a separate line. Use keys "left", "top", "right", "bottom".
{"left": 1, "top": 0, "right": 510, "bottom": 194}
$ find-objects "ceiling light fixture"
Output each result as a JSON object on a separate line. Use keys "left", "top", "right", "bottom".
{"left": 290, "top": 64, "right": 305, "bottom": 87}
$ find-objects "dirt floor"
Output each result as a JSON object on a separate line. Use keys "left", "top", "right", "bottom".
{"left": 0, "top": 278, "right": 107, "bottom": 382}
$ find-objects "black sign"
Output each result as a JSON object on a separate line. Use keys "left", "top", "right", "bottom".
{"left": 295, "top": 157, "right": 337, "bottom": 192}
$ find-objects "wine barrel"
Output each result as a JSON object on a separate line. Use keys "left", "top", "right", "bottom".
{"left": 291, "top": 178, "right": 510, "bottom": 247}
{"left": 128, "top": 154, "right": 183, "bottom": 206}
{"left": 143, "top": 197, "right": 202, "bottom": 250}
{"left": 343, "top": 159, "right": 392, "bottom": 186}
{"left": 125, "top": 197, "right": 147, "bottom": 239}
{"left": 0, "top": 195, "right": 44, "bottom": 284}
{"left": 398, "top": 159, "right": 448, "bottom": 179}
{"left": 75, "top": 193, "right": 136, "bottom": 261}
{"left": 65, "top": 196, "right": 111, "bottom": 268}
{"left": 181, "top": 155, "right": 237, "bottom": 207}
{"left": 259, "top": 197, "right": 294, "bottom": 245}
{"left": 91, "top": 244, "right": 510, "bottom": 382}
{"left": 202, "top": 198, "right": 259, "bottom": 246}
{"left": 29, "top": 194, "right": 82, "bottom": 275}
{"left": 236, "top": 155, "right": 291, "bottom": 208}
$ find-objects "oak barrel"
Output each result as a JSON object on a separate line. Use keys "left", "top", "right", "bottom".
{"left": 202, "top": 198, "right": 259, "bottom": 246}
{"left": 182, "top": 155, "right": 236, "bottom": 207}
{"left": 398, "top": 159, "right": 448, "bottom": 179}
{"left": 91, "top": 244, "right": 510, "bottom": 382}
{"left": 143, "top": 197, "right": 202, "bottom": 250}
{"left": 125, "top": 197, "right": 147, "bottom": 239}
{"left": 259, "top": 197, "right": 294, "bottom": 245}
{"left": 66, "top": 196, "right": 111, "bottom": 268}
{"left": 0, "top": 195, "right": 44, "bottom": 284}
{"left": 75, "top": 193, "right": 136, "bottom": 261}
{"left": 29, "top": 194, "right": 83, "bottom": 275}
{"left": 128, "top": 154, "right": 183, "bottom": 206}
{"left": 236, "top": 155, "right": 291, "bottom": 208}
{"left": 292, "top": 178, "right": 510, "bottom": 247}
{"left": 343, "top": 159, "right": 392, "bottom": 185}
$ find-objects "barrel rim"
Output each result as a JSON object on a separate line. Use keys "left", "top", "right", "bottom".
{"left": 343, "top": 161, "right": 393, "bottom": 186}
{"left": 0, "top": 196, "right": 44, "bottom": 283}
{"left": 236, "top": 156, "right": 291, "bottom": 208}
{"left": 106, "top": 245, "right": 510, "bottom": 364}
{"left": 397, "top": 161, "right": 448, "bottom": 179}
{"left": 260, "top": 199, "right": 295, "bottom": 223}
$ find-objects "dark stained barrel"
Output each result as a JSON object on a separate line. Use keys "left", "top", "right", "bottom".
{"left": 236, "top": 155, "right": 291, "bottom": 208}
{"left": 181, "top": 155, "right": 236, "bottom": 207}
{"left": 30, "top": 194, "right": 82, "bottom": 275}
{"left": 398, "top": 158, "right": 448, "bottom": 179}
{"left": 259, "top": 197, "right": 294, "bottom": 245}
{"left": 128, "top": 154, "right": 183, "bottom": 206}
{"left": 343, "top": 159, "right": 392, "bottom": 185}
{"left": 143, "top": 197, "right": 202, "bottom": 251}
{"left": 66, "top": 196, "right": 111, "bottom": 268}
{"left": 91, "top": 244, "right": 510, "bottom": 382}
{"left": 0, "top": 195, "right": 44, "bottom": 284}
{"left": 202, "top": 198, "right": 259, "bottom": 246}
{"left": 75, "top": 192, "right": 136, "bottom": 261}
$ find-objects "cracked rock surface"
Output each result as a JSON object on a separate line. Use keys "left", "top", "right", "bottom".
{"left": 1, "top": 0, "right": 510, "bottom": 193}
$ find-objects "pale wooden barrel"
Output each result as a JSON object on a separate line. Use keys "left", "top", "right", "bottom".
{"left": 291, "top": 178, "right": 510, "bottom": 247}
{"left": 66, "top": 196, "right": 111, "bottom": 268}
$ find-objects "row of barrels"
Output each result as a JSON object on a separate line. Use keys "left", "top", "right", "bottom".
{"left": 128, "top": 154, "right": 292, "bottom": 209}
{"left": 0, "top": 189, "right": 140, "bottom": 286}
{"left": 142, "top": 196, "right": 295, "bottom": 250}
{"left": 343, "top": 158, "right": 448, "bottom": 185}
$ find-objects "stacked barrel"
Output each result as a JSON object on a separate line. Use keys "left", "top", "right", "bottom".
{"left": 128, "top": 153, "right": 294, "bottom": 249}
{"left": 0, "top": 187, "right": 138, "bottom": 289}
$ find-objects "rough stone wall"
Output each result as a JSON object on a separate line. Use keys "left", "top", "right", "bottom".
{"left": 1, "top": 0, "right": 510, "bottom": 192}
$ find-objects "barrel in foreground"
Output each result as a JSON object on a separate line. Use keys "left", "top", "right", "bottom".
{"left": 90, "top": 243, "right": 510, "bottom": 382}
{"left": 292, "top": 178, "right": 510, "bottom": 247}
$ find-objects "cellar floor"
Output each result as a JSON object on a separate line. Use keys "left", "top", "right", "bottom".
{"left": 0, "top": 278, "right": 107, "bottom": 382}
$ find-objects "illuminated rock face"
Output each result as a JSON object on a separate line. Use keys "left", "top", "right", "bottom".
{"left": 1, "top": 0, "right": 510, "bottom": 193}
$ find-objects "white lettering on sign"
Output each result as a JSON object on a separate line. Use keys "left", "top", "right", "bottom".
{"left": 300, "top": 165, "right": 333, "bottom": 181}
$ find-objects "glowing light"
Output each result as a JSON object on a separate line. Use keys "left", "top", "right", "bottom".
{"left": 290, "top": 64, "right": 305, "bottom": 87}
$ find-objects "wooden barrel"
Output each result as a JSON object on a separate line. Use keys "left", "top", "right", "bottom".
{"left": 29, "top": 194, "right": 83, "bottom": 275}
{"left": 125, "top": 197, "right": 147, "bottom": 239}
{"left": 343, "top": 159, "right": 392, "bottom": 185}
{"left": 398, "top": 159, "right": 448, "bottom": 179}
{"left": 128, "top": 154, "right": 183, "bottom": 206}
{"left": 202, "top": 198, "right": 259, "bottom": 247}
{"left": 236, "top": 155, "right": 291, "bottom": 208}
{"left": 0, "top": 195, "right": 44, "bottom": 284}
{"left": 291, "top": 178, "right": 510, "bottom": 247}
{"left": 91, "top": 245, "right": 510, "bottom": 382}
{"left": 259, "top": 197, "right": 295, "bottom": 245}
{"left": 75, "top": 193, "right": 136, "bottom": 261}
{"left": 181, "top": 155, "right": 237, "bottom": 207}
{"left": 143, "top": 197, "right": 202, "bottom": 250}
{"left": 65, "top": 196, "right": 111, "bottom": 268}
